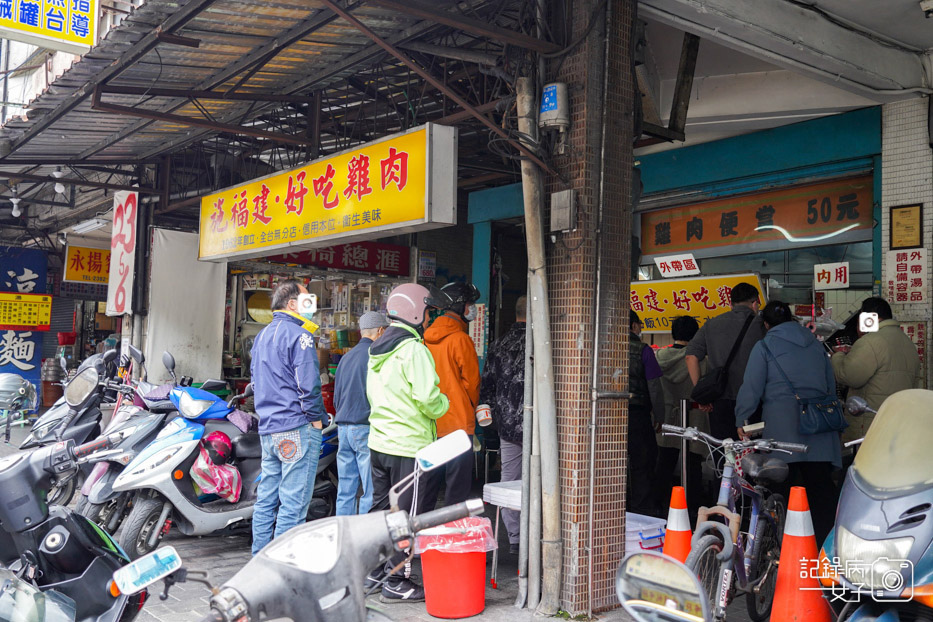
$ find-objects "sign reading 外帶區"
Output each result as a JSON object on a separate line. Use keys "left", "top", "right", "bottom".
{"left": 640, "top": 176, "right": 873, "bottom": 261}
{"left": 63, "top": 245, "right": 110, "bottom": 284}
{"left": 0, "top": 0, "right": 97, "bottom": 54}
{"left": 631, "top": 273, "right": 766, "bottom": 333}
{"left": 199, "top": 124, "right": 457, "bottom": 262}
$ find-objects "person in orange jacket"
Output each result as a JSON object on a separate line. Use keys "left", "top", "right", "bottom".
{"left": 423, "top": 281, "right": 481, "bottom": 508}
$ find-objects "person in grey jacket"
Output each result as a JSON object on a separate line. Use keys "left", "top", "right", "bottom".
{"left": 735, "top": 300, "right": 841, "bottom": 545}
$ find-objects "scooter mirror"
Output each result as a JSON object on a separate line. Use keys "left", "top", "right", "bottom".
{"left": 112, "top": 546, "right": 182, "bottom": 595}
{"left": 103, "top": 349, "right": 118, "bottom": 364}
{"left": 616, "top": 551, "right": 709, "bottom": 622}
{"left": 162, "top": 351, "right": 176, "bottom": 373}
{"left": 845, "top": 396, "right": 873, "bottom": 417}
{"left": 129, "top": 345, "right": 145, "bottom": 365}
{"left": 244, "top": 383, "right": 254, "bottom": 398}
{"left": 415, "top": 429, "right": 471, "bottom": 472}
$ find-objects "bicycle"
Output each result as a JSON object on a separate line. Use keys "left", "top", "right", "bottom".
{"left": 660, "top": 424, "right": 808, "bottom": 622}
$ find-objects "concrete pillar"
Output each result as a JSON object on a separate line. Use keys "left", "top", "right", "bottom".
{"left": 543, "top": 0, "right": 635, "bottom": 613}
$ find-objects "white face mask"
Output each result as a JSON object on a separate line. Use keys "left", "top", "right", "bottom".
{"left": 464, "top": 305, "right": 477, "bottom": 322}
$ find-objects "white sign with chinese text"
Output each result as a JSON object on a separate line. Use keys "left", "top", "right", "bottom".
{"left": 654, "top": 253, "right": 701, "bottom": 278}
{"left": 418, "top": 250, "right": 437, "bottom": 281}
{"left": 885, "top": 249, "right": 928, "bottom": 304}
{"left": 106, "top": 191, "right": 138, "bottom": 316}
{"left": 814, "top": 262, "right": 850, "bottom": 290}
{"left": 470, "top": 303, "right": 487, "bottom": 358}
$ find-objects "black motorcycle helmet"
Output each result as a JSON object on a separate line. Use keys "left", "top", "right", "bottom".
{"left": 440, "top": 282, "right": 480, "bottom": 318}
{"left": 0, "top": 374, "right": 37, "bottom": 412}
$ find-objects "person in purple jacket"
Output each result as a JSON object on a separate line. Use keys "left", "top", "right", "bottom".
{"left": 250, "top": 279, "right": 326, "bottom": 554}
{"left": 628, "top": 311, "right": 666, "bottom": 516}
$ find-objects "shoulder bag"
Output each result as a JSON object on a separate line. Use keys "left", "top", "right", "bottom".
{"left": 690, "top": 314, "right": 754, "bottom": 404}
{"left": 760, "top": 341, "right": 848, "bottom": 435}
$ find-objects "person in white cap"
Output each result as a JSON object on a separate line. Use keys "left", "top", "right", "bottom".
{"left": 334, "top": 311, "right": 389, "bottom": 516}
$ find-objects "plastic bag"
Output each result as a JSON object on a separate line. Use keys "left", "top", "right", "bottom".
{"left": 190, "top": 446, "right": 242, "bottom": 503}
{"left": 414, "top": 516, "right": 498, "bottom": 554}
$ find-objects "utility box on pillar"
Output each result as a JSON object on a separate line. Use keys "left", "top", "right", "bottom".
{"left": 550, "top": 189, "right": 577, "bottom": 233}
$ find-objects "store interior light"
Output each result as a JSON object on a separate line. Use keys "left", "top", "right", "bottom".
{"left": 72, "top": 218, "right": 109, "bottom": 234}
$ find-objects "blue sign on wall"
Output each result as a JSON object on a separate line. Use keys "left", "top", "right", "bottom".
{"left": 0, "top": 246, "right": 48, "bottom": 408}
{"left": 540, "top": 84, "right": 558, "bottom": 113}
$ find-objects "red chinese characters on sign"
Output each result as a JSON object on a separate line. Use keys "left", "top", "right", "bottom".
{"left": 313, "top": 165, "right": 339, "bottom": 210}
{"left": 252, "top": 184, "right": 272, "bottom": 225}
{"left": 380, "top": 147, "right": 408, "bottom": 191}
{"left": 814, "top": 262, "right": 849, "bottom": 290}
{"left": 886, "top": 249, "right": 927, "bottom": 304}
{"left": 285, "top": 171, "right": 309, "bottom": 216}
{"left": 232, "top": 191, "right": 250, "bottom": 229}
{"left": 107, "top": 191, "right": 137, "bottom": 315}
{"left": 653, "top": 253, "right": 701, "bottom": 278}
{"left": 267, "top": 240, "right": 411, "bottom": 277}
{"left": 344, "top": 155, "right": 374, "bottom": 201}
{"left": 209, "top": 198, "right": 227, "bottom": 233}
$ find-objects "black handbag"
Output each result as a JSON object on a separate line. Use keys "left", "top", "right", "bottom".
{"left": 760, "top": 341, "right": 848, "bottom": 435}
{"left": 690, "top": 314, "right": 754, "bottom": 404}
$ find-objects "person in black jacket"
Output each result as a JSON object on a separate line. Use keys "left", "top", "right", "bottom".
{"left": 334, "top": 311, "right": 388, "bottom": 516}
{"left": 480, "top": 296, "right": 526, "bottom": 554}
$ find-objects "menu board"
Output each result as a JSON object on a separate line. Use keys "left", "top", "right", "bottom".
{"left": 0, "top": 292, "right": 51, "bottom": 331}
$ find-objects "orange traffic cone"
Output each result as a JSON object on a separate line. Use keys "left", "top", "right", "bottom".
{"left": 661, "top": 486, "right": 692, "bottom": 563}
{"left": 771, "top": 486, "right": 832, "bottom": 622}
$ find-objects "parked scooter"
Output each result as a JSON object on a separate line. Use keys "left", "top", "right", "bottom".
{"left": 818, "top": 389, "right": 933, "bottom": 621}
{"left": 113, "top": 351, "right": 338, "bottom": 558}
{"left": 0, "top": 377, "right": 148, "bottom": 622}
{"left": 20, "top": 349, "right": 128, "bottom": 505}
{"left": 617, "top": 550, "right": 715, "bottom": 622}
{"left": 151, "top": 431, "right": 479, "bottom": 622}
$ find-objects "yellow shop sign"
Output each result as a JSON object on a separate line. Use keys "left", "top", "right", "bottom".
{"left": 199, "top": 123, "right": 456, "bottom": 261}
{"left": 0, "top": 0, "right": 97, "bottom": 54}
{"left": 63, "top": 245, "right": 110, "bottom": 284}
{"left": 632, "top": 273, "right": 766, "bottom": 333}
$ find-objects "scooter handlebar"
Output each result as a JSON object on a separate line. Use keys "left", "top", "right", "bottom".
{"left": 72, "top": 435, "right": 114, "bottom": 459}
{"left": 409, "top": 499, "right": 484, "bottom": 533}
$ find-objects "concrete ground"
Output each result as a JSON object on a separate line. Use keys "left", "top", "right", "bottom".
{"left": 0, "top": 419, "right": 757, "bottom": 621}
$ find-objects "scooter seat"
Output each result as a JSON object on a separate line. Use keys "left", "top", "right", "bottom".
{"left": 233, "top": 433, "right": 262, "bottom": 460}
{"left": 740, "top": 453, "right": 789, "bottom": 485}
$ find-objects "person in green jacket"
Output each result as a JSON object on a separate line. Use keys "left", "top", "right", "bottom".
{"left": 831, "top": 297, "right": 922, "bottom": 444}
{"left": 365, "top": 283, "right": 449, "bottom": 602}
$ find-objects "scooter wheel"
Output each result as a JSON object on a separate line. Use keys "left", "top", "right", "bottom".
{"left": 118, "top": 497, "right": 170, "bottom": 560}
{"left": 48, "top": 472, "right": 80, "bottom": 507}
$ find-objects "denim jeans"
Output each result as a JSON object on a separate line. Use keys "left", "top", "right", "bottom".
{"left": 252, "top": 423, "right": 322, "bottom": 555}
{"left": 336, "top": 424, "right": 373, "bottom": 515}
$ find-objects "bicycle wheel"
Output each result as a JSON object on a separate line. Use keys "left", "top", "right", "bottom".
{"left": 686, "top": 533, "right": 725, "bottom": 618}
{"left": 746, "top": 493, "right": 786, "bottom": 622}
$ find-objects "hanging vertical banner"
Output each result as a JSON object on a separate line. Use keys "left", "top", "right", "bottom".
{"left": 885, "top": 249, "right": 927, "bottom": 305}
{"left": 106, "top": 191, "right": 138, "bottom": 316}
{"left": 470, "top": 303, "right": 488, "bottom": 358}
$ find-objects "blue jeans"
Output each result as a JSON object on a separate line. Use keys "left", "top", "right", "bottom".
{"left": 336, "top": 424, "right": 373, "bottom": 515}
{"left": 252, "top": 423, "right": 322, "bottom": 554}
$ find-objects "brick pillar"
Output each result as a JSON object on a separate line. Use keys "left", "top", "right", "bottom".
{"left": 544, "top": 0, "right": 634, "bottom": 613}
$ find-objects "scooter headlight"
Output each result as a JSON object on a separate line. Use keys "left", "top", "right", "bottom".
{"left": 178, "top": 392, "right": 213, "bottom": 419}
{"left": 836, "top": 526, "right": 913, "bottom": 591}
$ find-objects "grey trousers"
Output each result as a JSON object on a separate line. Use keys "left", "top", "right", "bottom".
{"left": 500, "top": 439, "right": 522, "bottom": 545}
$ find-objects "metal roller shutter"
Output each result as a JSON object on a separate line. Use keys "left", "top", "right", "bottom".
{"left": 43, "top": 297, "right": 77, "bottom": 359}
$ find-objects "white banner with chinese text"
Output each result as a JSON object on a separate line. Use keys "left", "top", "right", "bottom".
{"left": 106, "top": 191, "right": 138, "bottom": 316}
{"left": 885, "top": 249, "right": 927, "bottom": 305}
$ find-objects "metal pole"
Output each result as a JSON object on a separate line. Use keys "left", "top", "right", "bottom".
{"left": 516, "top": 76, "right": 562, "bottom": 616}
{"left": 528, "top": 373, "right": 542, "bottom": 610}
{"left": 680, "top": 399, "right": 688, "bottom": 498}
{"left": 516, "top": 293, "right": 534, "bottom": 608}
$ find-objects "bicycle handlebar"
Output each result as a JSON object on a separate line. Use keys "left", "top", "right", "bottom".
{"left": 661, "top": 424, "right": 808, "bottom": 453}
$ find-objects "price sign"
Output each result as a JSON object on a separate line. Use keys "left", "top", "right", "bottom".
{"left": 0, "top": 292, "right": 52, "bottom": 331}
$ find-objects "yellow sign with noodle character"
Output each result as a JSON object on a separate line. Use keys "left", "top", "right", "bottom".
{"left": 199, "top": 124, "right": 456, "bottom": 261}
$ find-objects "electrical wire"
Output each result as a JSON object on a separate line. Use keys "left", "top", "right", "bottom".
{"left": 541, "top": 0, "right": 607, "bottom": 59}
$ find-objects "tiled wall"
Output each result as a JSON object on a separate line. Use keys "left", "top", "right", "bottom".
{"left": 822, "top": 289, "right": 872, "bottom": 323}
{"left": 545, "top": 0, "right": 633, "bottom": 613}
{"left": 881, "top": 99, "right": 932, "bottom": 386}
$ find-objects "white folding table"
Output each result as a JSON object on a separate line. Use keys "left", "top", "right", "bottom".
{"left": 482, "top": 480, "right": 522, "bottom": 589}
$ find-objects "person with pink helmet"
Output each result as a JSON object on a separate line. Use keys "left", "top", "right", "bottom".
{"left": 364, "top": 282, "right": 450, "bottom": 602}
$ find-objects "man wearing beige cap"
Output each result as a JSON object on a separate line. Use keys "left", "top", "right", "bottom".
{"left": 333, "top": 311, "right": 388, "bottom": 515}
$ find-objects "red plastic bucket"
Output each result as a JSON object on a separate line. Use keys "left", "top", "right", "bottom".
{"left": 421, "top": 549, "right": 486, "bottom": 618}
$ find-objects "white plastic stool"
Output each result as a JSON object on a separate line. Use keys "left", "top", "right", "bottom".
{"left": 482, "top": 480, "right": 522, "bottom": 589}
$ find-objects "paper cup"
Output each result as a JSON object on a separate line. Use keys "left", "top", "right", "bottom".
{"left": 475, "top": 404, "right": 492, "bottom": 427}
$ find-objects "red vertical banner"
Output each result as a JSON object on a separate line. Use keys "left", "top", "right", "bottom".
{"left": 106, "top": 190, "right": 138, "bottom": 316}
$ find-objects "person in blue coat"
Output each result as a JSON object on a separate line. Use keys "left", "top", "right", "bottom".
{"left": 735, "top": 300, "right": 841, "bottom": 545}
